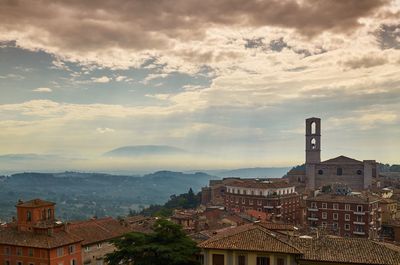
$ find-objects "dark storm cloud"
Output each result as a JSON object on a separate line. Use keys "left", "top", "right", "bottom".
{"left": 375, "top": 24, "right": 400, "bottom": 50}
{"left": 0, "top": 0, "right": 389, "bottom": 52}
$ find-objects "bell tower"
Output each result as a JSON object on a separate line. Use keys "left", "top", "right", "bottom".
{"left": 305, "top": 117, "right": 321, "bottom": 164}
{"left": 305, "top": 117, "right": 321, "bottom": 190}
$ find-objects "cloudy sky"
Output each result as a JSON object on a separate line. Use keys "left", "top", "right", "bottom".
{"left": 0, "top": 0, "right": 400, "bottom": 172}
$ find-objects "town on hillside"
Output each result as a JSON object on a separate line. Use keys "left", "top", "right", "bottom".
{"left": 0, "top": 118, "right": 399, "bottom": 265}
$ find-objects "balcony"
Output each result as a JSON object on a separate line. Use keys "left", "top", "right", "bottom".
{"left": 275, "top": 205, "right": 282, "bottom": 209}
{"left": 353, "top": 221, "right": 365, "bottom": 225}
{"left": 308, "top": 208, "right": 318, "bottom": 212}
{"left": 354, "top": 211, "right": 366, "bottom": 215}
{"left": 264, "top": 206, "right": 274, "bottom": 209}
{"left": 308, "top": 217, "right": 318, "bottom": 221}
{"left": 353, "top": 231, "right": 366, "bottom": 235}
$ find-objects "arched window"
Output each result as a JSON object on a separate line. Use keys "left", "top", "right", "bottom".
{"left": 311, "top": 122, "right": 316, "bottom": 134}
{"left": 337, "top": 168, "right": 343, "bottom": 176}
{"left": 311, "top": 138, "right": 317, "bottom": 149}
{"left": 27, "top": 211, "right": 32, "bottom": 222}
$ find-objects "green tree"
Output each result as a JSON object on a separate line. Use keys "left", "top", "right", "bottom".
{"left": 106, "top": 219, "right": 200, "bottom": 265}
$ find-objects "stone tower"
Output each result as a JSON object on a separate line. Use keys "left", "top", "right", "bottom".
{"left": 305, "top": 117, "right": 321, "bottom": 189}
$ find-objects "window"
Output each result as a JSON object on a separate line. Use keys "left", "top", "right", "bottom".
{"left": 27, "top": 211, "right": 32, "bottom": 222}
{"left": 212, "top": 254, "right": 224, "bottom": 265}
{"left": 97, "top": 243, "right": 102, "bottom": 249}
{"left": 357, "top": 170, "right": 362, "bottom": 175}
{"left": 70, "top": 260, "right": 76, "bottom": 265}
{"left": 322, "top": 203, "right": 327, "bottom": 209}
{"left": 242, "top": 198, "right": 245, "bottom": 204}
{"left": 321, "top": 222, "right": 327, "bottom": 228}
{"left": 28, "top": 248, "right": 34, "bottom": 257}
{"left": 333, "top": 203, "right": 339, "bottom": 210}
{"left": 259, "top": 190, "right": 263, "bottom": 196}
{"left": 84, "top": 246, "right": 90, "bottom": 252}
{"left": 235, "top": 197, "right": 239, "bottom": 204}
{"left": 16, "top": 248, "right": 22, "bottom": 256}
{"left": 68, "top": 245, "right": 75, "bottom": 254}
{"left": 47, "top": 209, "right": 52, "bottom": 219}
{"left": 57, "top": 247, "right": 64, "bottom": 257}
{"left": 5, "top": 261, "right": 10, "bottom": 265}
{"left": 238, "top": 255, "right": 246, "bottom": 265}
{"left": 357, "top": 205, "right": 363, "bottom": 212}
{"left": 311, "top": 202, "right": 317, "bottom": 208}
{"left": 322, "top": 212, "right": 327, "bottom": 219}
{"left": 318, "top": 169, "right": 323, "bottom": 175}
{"left": 29, "top": 263, "right": 34, "bottom": 265}
{"left": 17, "top": 262, "right": 22, "bottom": 265}
{"left": 337, "top": 168, "right": 343, "bottom": 176}
{"left": 311, "top": 121, "right": 316, "bottom": 134}
{"left": 243, "top": 190, "right": 247, "bottom": 195}
{"left": 4, "top": 247, "right": 10, "bottom": 255}
{"left": 345, "top": 204, "right": 351, "bottom": 211}
{"left": 257, "top": 200, "right": 262, "bottom": 206}
{"left": 345, "top": 214, "right": 350, "bottom": 221}
{"left": 277, "top": 257, "right": 285, "bottom": 265}
{"left": 256, "top": 257, "right": 270, "bottom": 265}
{"left": 197, "top": 254, "right": 204, "bottom": 265}
{"left": 333, "top": 213, "right": 338, "bottom": 220}
{"left": 333, "top": 223, "right": 338, "bottom": 230}
{"left": 345, "top": 224, "right": 350, "bottom": 231}
{"left": 310, "top": 138, "right": 316, "bottom": 149}
{"left": 356, "top": 215, "right": 363, "bottom": 222}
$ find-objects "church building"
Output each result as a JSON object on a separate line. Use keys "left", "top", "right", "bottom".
{"left": 304, "top": 117, "right": 378, "bottom": 191}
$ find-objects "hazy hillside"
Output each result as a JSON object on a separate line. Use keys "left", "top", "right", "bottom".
{"left": 103, "top": 145, "right": 187, "bottom": 157}
{"left": 0, "top": 171, "right": 217, "bottom": 221}
{"left": 196, "top": 167, "right": 291, "bottom": 179}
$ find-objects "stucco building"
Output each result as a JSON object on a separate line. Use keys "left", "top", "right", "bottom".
{"left": 0, "top": 199, "right": 83, "bottom": 265}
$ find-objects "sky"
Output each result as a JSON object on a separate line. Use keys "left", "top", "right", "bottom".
{"left": 0, "top": 0, "right": 400, "bottom": 173}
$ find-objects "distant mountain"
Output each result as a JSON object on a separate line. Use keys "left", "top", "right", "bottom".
{"left": 103, "top": 145, "right": 187, "bottom": 157}
{"left": 0, "top": 170, "right": 218, "bottom": 221}
{"left": 194, "top": 167, "right": 292, "bottom": 179}
{"left": 0, "top": 153, "right": 60, "bottom": 161}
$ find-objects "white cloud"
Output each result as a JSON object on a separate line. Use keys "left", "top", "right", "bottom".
{"left": 92, "top": 76, "right": 111, "bottom": 83}
{"left": 115, "top": 75, "right": 127, "bottom": 82}
{"left": 96, "top": 127, "right": 115, "bottom": 134}
{"left": 33, "top": 87, "right": 52, "bottom": 93}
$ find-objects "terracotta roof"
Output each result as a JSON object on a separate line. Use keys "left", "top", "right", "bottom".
{"left": 257, "top": 222, "right": 295, "bottom": 231}
{"left": 307, "top": 193, "right": 381, "bottom": 204}
{"left": 287, "top": 169, "right": 305, "bottom": 175}
{"left": 68, "top": 217, "right": 131, "bottom": 246}
{"left": 226, "top": 179, "right": 293, "bottom": 189}
{"left": 198, "top": 224, "right": 301, "bottom": 254}
{"left": 16, "top": 199, "right": 55, "bottom": 208}
{"left": 0, "top": 227, "right": 82, "bottom": 248}
{"left": 321, "top": 155, "right": 363, "bottom": 164}
{"left": 291, "top": 237, "right": 400, "bottom": 265}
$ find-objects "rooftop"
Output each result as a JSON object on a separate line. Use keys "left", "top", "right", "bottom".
{"left": 321, "top": 155, "right": 363, "bottom": 165}
{"left": 307, "top": 192, "right": 381, "bottom": 204}
{"left": 68, "top": 217, "right": 131, "bottom": 246}
{"left": 16, "top": 198, "right": 55, "bottom": 208}
{"left": 291, "top": 236, "right": 400, "bottom": 265}
{"left": 0, "top": 227, "right": 82, "bottom": 248}
{"left": 226, "top": 179, "right": 293, "bottom": 189}
{"left": 198, "top": 223, "right": 301, "bottom": 254}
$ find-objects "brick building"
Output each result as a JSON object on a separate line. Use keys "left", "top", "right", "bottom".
{"left": 0, "top": 199, "right": 83, "bottom": 265}
{"left": 306, "top": 193, "right": 381, "bottom": 238}
{"left": 223, "top": 179, "right": 302, "bottom": 224}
